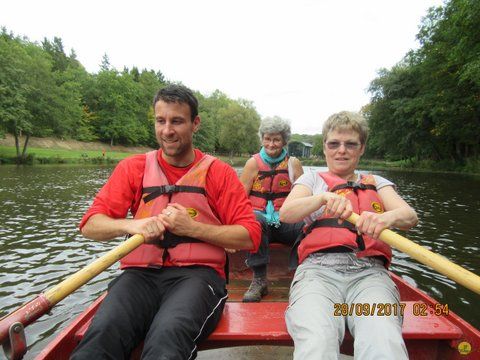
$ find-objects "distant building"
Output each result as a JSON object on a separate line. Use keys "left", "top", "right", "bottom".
{"left": 288, "top": 141, "right": 313, "bottom": 158}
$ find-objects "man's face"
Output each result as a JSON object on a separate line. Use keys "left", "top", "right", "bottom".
{"left": 154, "top": 100, "right": 200, "bottom": 164}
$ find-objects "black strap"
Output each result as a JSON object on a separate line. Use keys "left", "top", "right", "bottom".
{"left": 142, "top": 185, "right": 205, "bottom": 203}
{"left": 289, "top": 218, "right": 368, "bottom": 269}
{"left": 289, "top": 231, "right": 305, "bottom": 270}
{"left": 305, "top": 218, "right": 366, "bottom": 251}
{"left": 249, "top": 190, "right": 290, "bottom": 201}
{"left": 304, "top": 218, "right": 356, "bottom": 234}
{"left": 160, "top": 232, "right": 203, "bottom": 249}
{"left": 330, "top": 181, "right": 377, "bottom": 193}
{"left": 224, "top": 253, "right": 230, "bottom": 284}
{"left": 257, "top": 169, "right": 289, "bottom": 180}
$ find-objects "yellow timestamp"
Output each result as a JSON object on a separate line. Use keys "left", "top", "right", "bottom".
{"left": 412, "top": 302, "right": 449, "bottom": 317}
{"left": 333, "top": 303, "right": 406, "bottom": 317}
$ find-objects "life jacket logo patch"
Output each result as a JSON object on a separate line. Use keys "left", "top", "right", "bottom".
{"left": 335, "top": 189, "right": 351, "bottom": 197}
{"left": 279, "top": 179, "right": 290, "bottom": 187}
{"left": 362, "top": 175, "right": 376, "bottom": 185}
{"left": 371, "top": 202, "right": 383, "bottom": 213}
{"left": 252, "top": 180, "right": 262, "bottom": 191}
{"left": 457, "top": 341, "right": 472, "bottom": 355}
{"left": 187, "top": 208, "right": 199, "bottom": 218}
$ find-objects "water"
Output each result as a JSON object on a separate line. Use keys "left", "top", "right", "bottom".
{"left": 0, "top": 165, "right": 479, "bottom": 359}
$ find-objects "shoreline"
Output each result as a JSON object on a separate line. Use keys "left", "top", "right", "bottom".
{"left": 1, "top": 135, "right": 478, "bottom": 175}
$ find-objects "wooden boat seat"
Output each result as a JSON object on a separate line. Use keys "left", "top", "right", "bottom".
{"left": 73, "top": 300, "right": 462, "bottom": 350}
{"left": 200, "top": 301, "right": 463, "bottom": 349}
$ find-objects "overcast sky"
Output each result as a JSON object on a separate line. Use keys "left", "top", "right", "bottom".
{"left": 1, "top": 0, "right": 444, "bottom": 135}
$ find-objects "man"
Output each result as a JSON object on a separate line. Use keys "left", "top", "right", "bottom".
{"left": 239, "top": 116, "right": 304, "bottom": 302}
{"left": 72, "top": 84, "right": 261, "bottom": 359}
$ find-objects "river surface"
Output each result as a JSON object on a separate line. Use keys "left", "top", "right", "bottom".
{"left": 1, "top": 165, "right": 479, "bottom": 359}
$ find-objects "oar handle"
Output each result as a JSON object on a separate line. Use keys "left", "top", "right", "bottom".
{"left": 0, "top": 234, "right": 144, "bottom": 345}
{"left": 346, "top": 213, "right": 480, "bottom": 295}
{"left": 44, "top": 234, "right": 144, "bottom": 305}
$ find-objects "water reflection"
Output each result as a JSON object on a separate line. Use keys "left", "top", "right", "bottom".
{"left": 0, "top": 165, "right": 479, "bottom": 359}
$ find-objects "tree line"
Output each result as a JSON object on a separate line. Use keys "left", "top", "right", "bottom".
{"left": 0, "top": 29, "right": 262, "bottom": 159}
{"left": 365, "top": 0, "right": 479, "bottom": 169}
{"left": 1, "top": 0, "right": 478, "bottom": 170}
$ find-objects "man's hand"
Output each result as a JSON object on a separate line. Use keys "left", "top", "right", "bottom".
{"left": 126, "top": 216, "right": 166, "bottom": 244}
{"left": 160, "top": 203, "right": 196, "bottom": 237}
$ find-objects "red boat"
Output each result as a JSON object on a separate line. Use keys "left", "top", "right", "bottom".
{"left": 35, "top": 245, "right": 479, "bottom": 360}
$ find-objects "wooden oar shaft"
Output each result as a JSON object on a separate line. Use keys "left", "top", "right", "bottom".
{"left": 44, "top": 234, "right": 144, "bottom": 305}
{"left": 0, "top": 234, "right": 144, "bottom": 345}
{"left": 347, "top": 213, "right": 480, "bottom": 295}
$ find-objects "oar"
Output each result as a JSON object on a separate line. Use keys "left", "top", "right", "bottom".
{"left": 0, "top": 234, "right": 144, "bottom": 358}
{"left": 346, "top": 212, "right": 480, "bottom": 295}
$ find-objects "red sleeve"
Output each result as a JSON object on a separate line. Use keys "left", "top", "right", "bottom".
{"left": 79, "top": 155, "right": 146, "bottom": 229}
{"left": 206, "top": 159, "right": 261, "bottom": 252}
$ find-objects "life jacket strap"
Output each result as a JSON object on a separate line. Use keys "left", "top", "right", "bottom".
{"left": 257, "top": 169, "right": 289, "bottom": 180}
{"left": 249, "top": 190, "right": 290, "bottom": 201}
{"left": 142, "top": 185, "right": 206, "bottom": 203}
{"left": 330, "top": 181, "right": 377, "bottom": 193}
{"left": 305, "top": 218, "right": 366, "bottom": 251}
{"left": 160, "top": 233, "right": 203, "bottom": 249}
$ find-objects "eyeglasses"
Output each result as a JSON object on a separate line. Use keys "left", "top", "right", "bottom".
{"left": 325, "top": 141, "right": 361, "bottom": 150}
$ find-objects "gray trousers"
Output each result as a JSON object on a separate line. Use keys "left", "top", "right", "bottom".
{"left": 285, "top": 254, "right": 408, "bottom": 360}
{"left": 245, "top": 212, "right": 304, "bottom": 268}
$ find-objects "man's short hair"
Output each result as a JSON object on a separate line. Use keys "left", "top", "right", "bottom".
{"left": 153, "top": 84, "right": 198, "bottom": 121}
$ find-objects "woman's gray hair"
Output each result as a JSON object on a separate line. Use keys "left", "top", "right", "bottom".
{"left": 258, "top": 116, "right": 292, "bottom": 143}
{"left": 322, "top": 111, "right": 369, "bottom": 144}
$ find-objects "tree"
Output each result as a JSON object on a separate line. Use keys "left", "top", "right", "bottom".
{"left": 218, "top": 101, "right": 261, "bottom": 156}
{"left": 0, "top": 30, "right": 32, "bottom": 158}
{"left": 366, "top": 0, "right": 480, "bottom": 164}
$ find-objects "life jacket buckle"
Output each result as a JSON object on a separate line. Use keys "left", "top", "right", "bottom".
{"left": 163, "top": 185, "right": 177, "bottom": 194}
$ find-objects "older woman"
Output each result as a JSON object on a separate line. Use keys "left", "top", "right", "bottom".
{"left": 240, "top": 116, "right": 304, "bottom": 302}
{"left": 280, "top": 111, "right": 418, "bottom": 359}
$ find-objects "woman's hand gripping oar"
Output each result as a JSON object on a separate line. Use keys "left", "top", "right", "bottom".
{"left": 0, "top": 234, "right": 144, "bottom": 360}
{"left": 347, "top": 212, "right": 480, "bottom": 295}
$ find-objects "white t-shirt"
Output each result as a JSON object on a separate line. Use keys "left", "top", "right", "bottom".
{"left": 294, "top": 171, "right": 394, "bottom": 225}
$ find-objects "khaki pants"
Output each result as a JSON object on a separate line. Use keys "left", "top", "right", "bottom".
{"left": 285, "top": 259, "right": 408, "bottom": 360}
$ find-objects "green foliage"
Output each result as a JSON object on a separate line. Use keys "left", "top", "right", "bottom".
{"left": 0, "top": 27, "right": 296, "bottom": 161}
{"left": 366, "top": 0, "right": 480, "bottom": 165}
{"left": 217, "top": 100, "right": 261, "bottom": 155}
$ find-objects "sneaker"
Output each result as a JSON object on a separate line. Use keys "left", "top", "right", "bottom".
{"left": 242, "top": 277, "right": 268, "bottom": 302}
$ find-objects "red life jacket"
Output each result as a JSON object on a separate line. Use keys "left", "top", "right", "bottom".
{"left": 249, "top": 153, "right": 292, "bottom": 212}
{"left": 297, "top": 172, "right": 392, "bottom": 267}
{"left": 120, "top": 150, "right": 226, "bottom": 277}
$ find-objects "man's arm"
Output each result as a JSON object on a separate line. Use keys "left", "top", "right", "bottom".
{"left": 239, "top": 157, "right": 258, "bottom": 195}
{"left": 79, "top": 155, "right": 157, "bottom": 241}
{"left": 196, "top": 161, "right": 261, "bottom": 251}
{"left": 81, "top": 213, "right": 166, "bottom": 244}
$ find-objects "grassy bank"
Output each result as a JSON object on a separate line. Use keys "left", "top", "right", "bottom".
{"left": 1, "top": 145, "right": 478, "bottom": 174}
{"left": 0, "top": 146, "right": 134, "bottom": 165}
{"left": 0, "top": 145, "right": 251, "bottom": 167}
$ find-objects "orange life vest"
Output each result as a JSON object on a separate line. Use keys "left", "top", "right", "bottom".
{"left": 296, "top": 172, "right": 392, "bottom": 267}
{"left": 249, "top": 153, "right": 292, "bottom": 212}
{"left": 120, "top": 150, "right": 226, "bottom": 276}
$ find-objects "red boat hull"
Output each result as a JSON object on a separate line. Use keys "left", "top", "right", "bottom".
{"left": 36, "top": 247, "right": 480, "bottom": 359}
